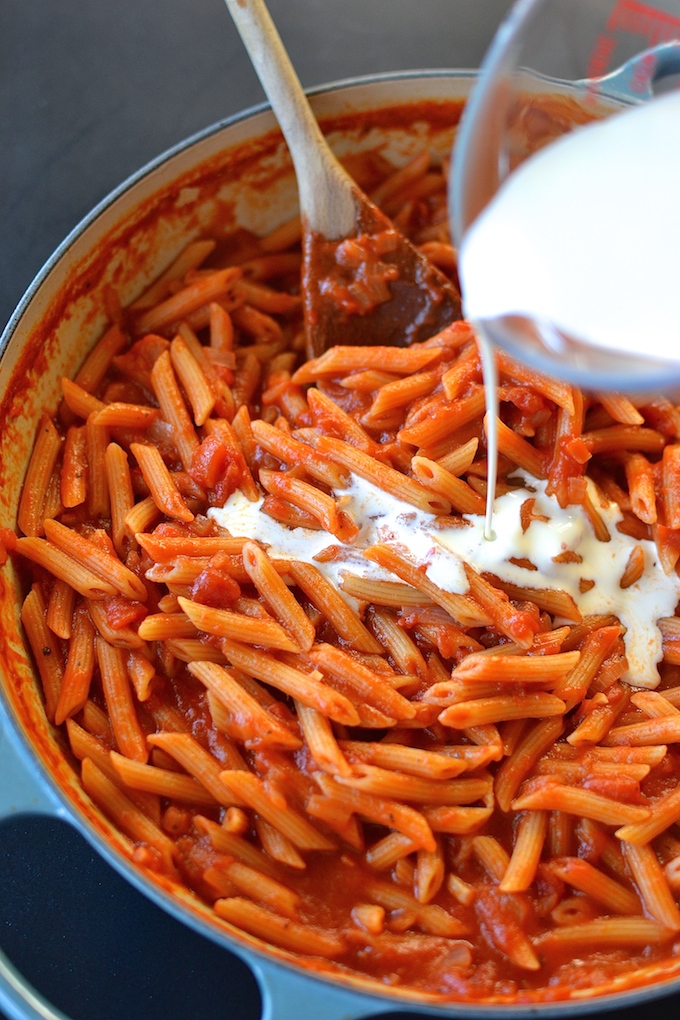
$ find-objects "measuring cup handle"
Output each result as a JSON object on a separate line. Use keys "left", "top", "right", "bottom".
{"left": 591, "top": 40, "right": 680, "bottom": 101}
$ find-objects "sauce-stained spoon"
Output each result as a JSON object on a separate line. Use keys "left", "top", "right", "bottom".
{"left": 223, "top": 0, "right": 461, "bottom": 358}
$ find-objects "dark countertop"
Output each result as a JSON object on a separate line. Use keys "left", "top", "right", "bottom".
{"left": 2, "top": 2, "right": 680, "bottom": 1019}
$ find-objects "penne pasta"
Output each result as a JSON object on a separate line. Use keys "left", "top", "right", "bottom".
{"left": 535, "top": 917, "right": 673, "bottom": 949}
{"left": 147, "top": 732, "right": 244, "bottom": 809}
{"left": 307, "top": 642, "right": 415, "bottom": 721}
{"left": 17, "top": 414, "right": 62, "bottom": 537}
{"left": 440, "top": 693, "right": 566, "bottom": 729}
{"left": 96, "top": 636, "right": 148, "bottom": 763}
{"left": 189, "top": 659, "right": 302, "bottom": 751}
{"left": 134, "top": 267, "right": 242, "bottom": 335}
{"left": 220, "top": 638, "right": 360, "bottom": 726}
{"left": 241, "top": 542, "right": 315, "bottom": 651}
{"left": 499, "top": 811, "right": 548, "bottom": 892}
{"left": 219, "top": 769, "right": 334, "bottom": 851}
{"left": 311, "top": 773, "right": 436, "bottom": 852}
{"left": 178, "top": 595, "right": 300, "bottom": 652}
{"left": 214, "top": 897, "right": 345, "bottom": 957}
{"left": 295, "top": 700, "right": 351, "bottom": 776}
{"left": 339, "top": 740, "right": 467, "bottom": 780}
{"left": 16, "top": 145, "right": 680, "bottom": 1000}
{"left": 43, "top": 518, "right": 147, "bottom": 602}
{"left": 80, "top": 758, "right": 174, "bottom": 868}
{"left": 285, "top": 560, "right": 384, "bottom": 653}
{"left": 130, "top": 442, "right": 194, "bottom": 522}
{"left": 549, "top": 856, "right": 640, "bottom": 915}
{"left": 17, "top": 537, "right": 118, "bottom": 601}
{"left": 512, "top": 784, "right": 651, "bottom": 827}
{"left": 21, "top": 585, "right": 64, "bottom": 723}
{"left": 110, "top": 750, "right": 218, "bottom": 806}
{"left": 54, "top": 604, "right": 96, "bottom": 724}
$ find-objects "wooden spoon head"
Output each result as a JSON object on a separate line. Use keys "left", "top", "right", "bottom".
{"left": 302, "top": 189, "right": 462, "bottom": 359}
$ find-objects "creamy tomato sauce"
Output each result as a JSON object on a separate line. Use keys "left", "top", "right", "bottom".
{"left": 9, "top": 107, "right": 680, "bottom": 1005}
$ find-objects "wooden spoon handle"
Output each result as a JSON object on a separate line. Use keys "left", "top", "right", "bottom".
{"left": 223, "top": 0, "right": 356, "bottom": 238}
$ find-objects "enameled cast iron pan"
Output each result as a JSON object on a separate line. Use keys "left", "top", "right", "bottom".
{"left": 2, "top": 71, "right": 680, "bottom": 1020}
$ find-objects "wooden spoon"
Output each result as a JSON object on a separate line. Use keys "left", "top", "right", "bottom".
{"left": 223, "top": 0, "right": 462, "bottom": 358}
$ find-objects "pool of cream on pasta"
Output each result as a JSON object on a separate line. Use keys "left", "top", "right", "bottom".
{"left": 210, "top": 469, "right": 680, "bottom": 689}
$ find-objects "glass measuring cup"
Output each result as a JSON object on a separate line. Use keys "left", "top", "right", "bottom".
{"left": 450, "top": 0, "right": 680, "bottom": 393}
